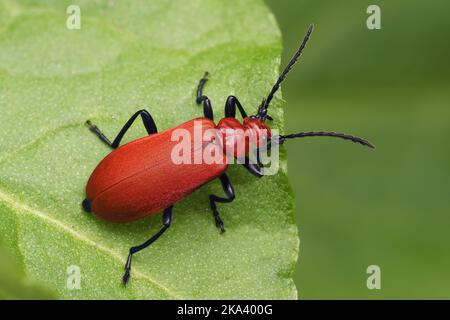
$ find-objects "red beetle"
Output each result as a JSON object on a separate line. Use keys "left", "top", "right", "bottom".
{"left": 82, "top": 25, "right": 374, "bottom": 284}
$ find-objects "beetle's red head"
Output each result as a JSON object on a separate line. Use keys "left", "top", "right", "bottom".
{"left": 243, "top": 117, "right": 271, "bottom": 147}
{"left": 217, "top": 117, "right": 271, "bottom": 159}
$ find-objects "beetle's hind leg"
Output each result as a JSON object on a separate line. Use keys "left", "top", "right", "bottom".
{"left": 85, "top": 109, "right": 158, "bottom": 149}
{"left": 123, "top": 206, "right": 174, "bottom": 285}
{"left": 196, "top": 72, "right": 214, "bottom": 120}
{"left": 208, "top": 174, "right": 235, "bottom": 233}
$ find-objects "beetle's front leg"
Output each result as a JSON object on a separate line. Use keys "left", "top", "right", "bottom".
{"left": 208, "top": 174, "right": 235, "bottom": 233}
{"left": 242, "top": 155, "right": 265, "bottom": 178}
{"left": 224, "top": 95, "right": 273, "bottom": 121}
{"left": 224, "top": 95, "right": 248, "bottom": 118}
{"left": 86, "top": 109, "right": 158, "bottom": 149}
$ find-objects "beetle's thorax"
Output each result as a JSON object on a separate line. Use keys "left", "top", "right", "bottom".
{"left": 216, "top": 117, "right": 271, "bottom": 158}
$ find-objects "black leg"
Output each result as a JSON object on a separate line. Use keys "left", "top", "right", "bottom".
{"left": 224, "top": 95, "right": 248, "bottom": 118}
{"left": 122, "top": 206, "right": 174, "bottom": 285}
{"left": 86, "top": 109, "right": 158, "bottom": 149}
{"left": 243, "top": 156, "right": 264, "bottom": 178}
{"left": 209, "top": 174, "right": 235, "bottom": 233}
{"left": 225, "top": 95, "right": 273, "bottom": 120}
{"left": 196, "top": 72, "right": 214, "bottom": 120}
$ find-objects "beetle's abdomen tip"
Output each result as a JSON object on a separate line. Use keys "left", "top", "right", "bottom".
{"left": 82, "top": 198, "right": 92, "bottom": 213}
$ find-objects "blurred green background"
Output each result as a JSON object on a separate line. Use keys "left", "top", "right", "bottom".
{"left": 266, "top": 0, "right": 450, "bottom": 298}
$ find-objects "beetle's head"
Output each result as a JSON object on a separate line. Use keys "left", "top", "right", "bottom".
{"left": 243, "top": 117, "right": 271, "bottom": 148}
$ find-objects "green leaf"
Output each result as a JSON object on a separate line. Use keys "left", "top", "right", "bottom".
{"left": 0, "top": 0, "right": 297, "bottom": 299}
{"left": 0, "top": 237, "right": 55, "bottom": 299}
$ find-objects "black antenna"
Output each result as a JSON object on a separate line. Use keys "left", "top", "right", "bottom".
{"left": 276, "top": 131, "right": 375, "bottom": 149}
{"left": 256, "top": 24, "right": 314, "bottom": 120}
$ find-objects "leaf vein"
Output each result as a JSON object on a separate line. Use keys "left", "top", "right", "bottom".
{"left": 0, "top": 187, "right": 182, "bottom": 299}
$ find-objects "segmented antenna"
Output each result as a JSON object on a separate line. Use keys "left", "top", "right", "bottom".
{"left": 276, "top": 131, "right": 375, "bottom": 149}
{"left": 256, "top": 24, "right": 314, "bottom": 120}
